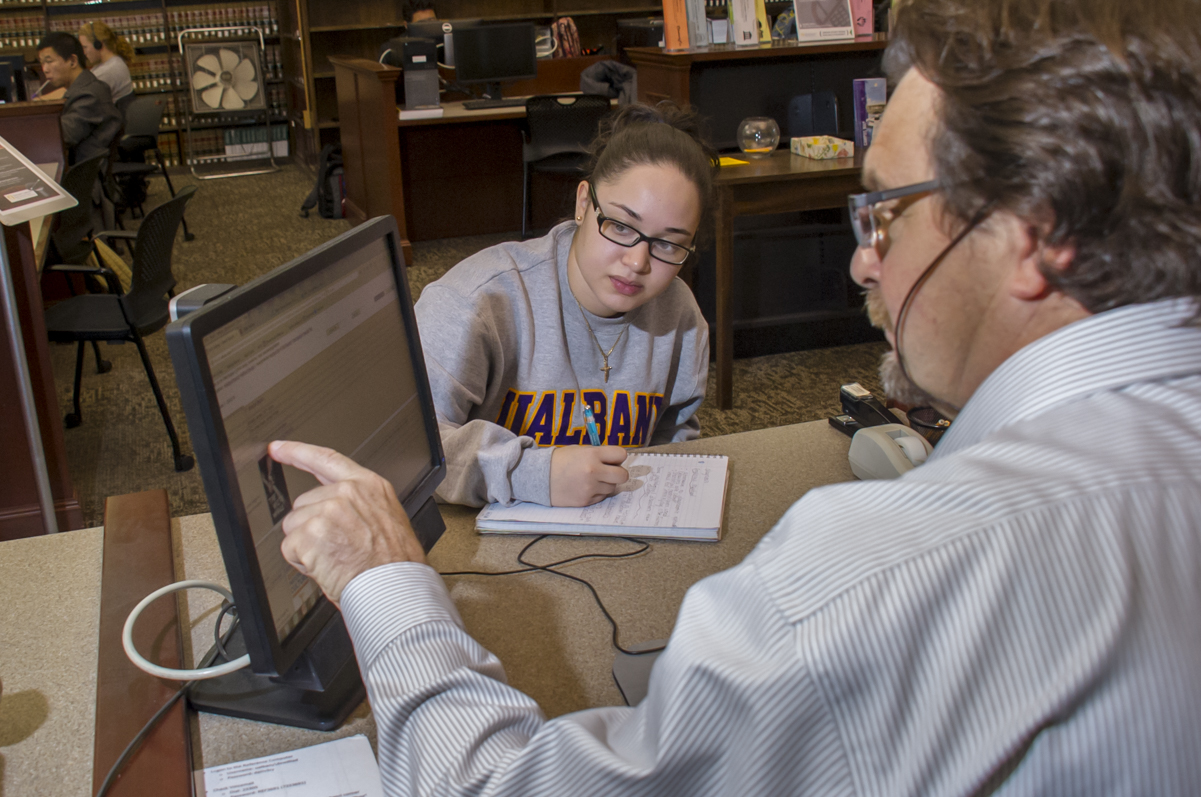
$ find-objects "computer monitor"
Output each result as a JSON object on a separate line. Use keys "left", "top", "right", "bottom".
{"left": 453, "top": 22, "right": 538, "bottom": 100}
{"left": 404, "top": 18, "right": 479, "bottom": 67}
{"left": 0, "top": 55, "right": 27, "bottom": 103}
{"left": 166, "top": 215, "right": 446, "bottom": 730}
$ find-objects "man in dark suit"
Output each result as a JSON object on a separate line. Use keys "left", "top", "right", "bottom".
{"left": 36, "top": 32, "right": 121, "bottom": 165}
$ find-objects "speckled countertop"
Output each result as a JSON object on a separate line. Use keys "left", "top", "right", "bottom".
{"left": 1, "top": 420, "right": 853, "bottom": 793}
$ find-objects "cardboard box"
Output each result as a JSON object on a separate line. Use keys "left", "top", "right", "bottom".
{"left": 791, "top": 135, "right": 855, "bottom": 159}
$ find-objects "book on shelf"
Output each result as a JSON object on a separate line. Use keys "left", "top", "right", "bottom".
{"left": 398, "top": 106, "right": 444, "bottom": 120}
{"left": 662, "top": 0, "right": 690, "bottom": 52}
{"left": 793, "top": 0, "right": 856, "bottom": 42}
{"left": 754, "top": 0, "right": 771, "bottom": 43}
{"left": 853, "top": 77, "right": 887, "bottom": 148}
{"left": 475, "top": 453, "right": 730, "bottom": 541}
{"left": 727, "top": 0, "right": 759, "bottom": 47}
{"left": 685, "top": 0, "right": 710, "bottom": 48}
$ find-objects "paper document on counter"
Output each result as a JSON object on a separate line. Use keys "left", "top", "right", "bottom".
{"left": 198, "top": 734, "right": 383, "bottom": 797}
{"left": 476, "top": 453, "right": 729, "bottom": 540}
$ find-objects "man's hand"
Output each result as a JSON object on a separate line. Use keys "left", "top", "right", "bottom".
{"left": 269, "top": 441, "right": 426, "bottom": 607}
{"left": 549, "top": 445, "right": 629, "bottom": 506}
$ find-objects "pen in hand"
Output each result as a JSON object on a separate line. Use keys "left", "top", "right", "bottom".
{"left": 583, "top": 406, "right": 601, "bottom": 446}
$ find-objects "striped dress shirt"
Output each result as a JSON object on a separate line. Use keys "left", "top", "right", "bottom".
{"left": 341, "top": 298, "right": 1201, "bottom": 796}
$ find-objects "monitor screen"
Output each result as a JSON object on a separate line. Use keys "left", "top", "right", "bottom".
{"left": 453, "top": 22, "right": 537, "bottom": 86}
{"left": 202, "top": 234, "right": 433, "bottom": 637}
{"left": 0, "top": 56, "right": 26, "bottom": 103}
{"left": 167, "top": 216, "right": 445, "bottom": 729}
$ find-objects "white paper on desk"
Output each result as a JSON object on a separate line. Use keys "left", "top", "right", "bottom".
{"left": 476, "top": 453, "right": 729, "bottom": 539}
{"left": 200, "top": 734, "right": 383, "bottom": 797}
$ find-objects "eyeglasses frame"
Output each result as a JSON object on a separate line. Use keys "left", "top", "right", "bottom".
{"left": 847, "top": 179, "right": 941, "bottom": 254}
{"left": 587, "top": 181, "right": 697, "bottom": 267}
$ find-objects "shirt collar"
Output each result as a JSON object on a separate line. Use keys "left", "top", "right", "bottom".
{"left": 930, "top": 298, "right": 1201, "bottom": 460}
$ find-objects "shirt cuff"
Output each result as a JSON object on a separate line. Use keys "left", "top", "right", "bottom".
{"left": 340, "top": 562, "right": 462, "bottom": 667}
{"left": 509, "top": 445, "right": 554, "bottom": 505}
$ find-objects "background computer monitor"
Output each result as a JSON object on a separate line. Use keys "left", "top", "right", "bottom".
{"left": 404, "top": 18, "right": 479, "bottom": 67}
{"left": 453, "top": 22, "right": 537, "bottom": 99}
{"left": 166, "top": 215, "right": 446, "bottom": 730}
{"left": 0, "top": 55, "right": 27, "bottom": 103}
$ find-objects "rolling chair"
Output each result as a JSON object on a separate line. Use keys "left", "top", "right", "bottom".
{"left": 43, "top": 186, "right": 198, "bottom": 472}
{"left": 115, "top": 92, "right": 136, "bottom": 119}
{"left": 43, "top": 153, "right": 113, "bottom": 376}
{"left": 521, "top": 94, "right": 611, "bottom": 239}
{"left": 110, "top": 95, "right": 194, "bottom": 241}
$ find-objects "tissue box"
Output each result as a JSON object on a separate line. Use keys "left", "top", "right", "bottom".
{"left": 790, "top": 135, "right": 855, "bottom": 159}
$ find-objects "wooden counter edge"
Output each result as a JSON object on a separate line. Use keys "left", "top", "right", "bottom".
{"left": 92, "top": 490, "right": 191, "bottom": 797}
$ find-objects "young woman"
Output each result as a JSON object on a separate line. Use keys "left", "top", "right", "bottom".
{"left": 415, "top": 102, "right": 715, "bottom": 508}
{"left": 78, "top": 21, "right": 134, "bottom": 105}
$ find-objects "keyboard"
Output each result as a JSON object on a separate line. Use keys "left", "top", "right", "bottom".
{"left": 462, "top": 98, "right": 527, "bottom": 110}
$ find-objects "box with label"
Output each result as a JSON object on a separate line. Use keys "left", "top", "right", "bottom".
{"left": 790, "top": 135, "right": 855, "bottom": 159}
{"left": 853, "top": 77, "right": 888, "bottom": 148}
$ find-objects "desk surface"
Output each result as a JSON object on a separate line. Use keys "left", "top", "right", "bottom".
{"left": 396, "top": 96, "right": 612, "bottom": 127}
{"left": 716, "top": 149, "right": 862, "bottom": 186}
{"left": 1, "top": 420, "right": 853, "bottom": 794}
{"left": 626, "top": 35, "right": 889, "bottom": 65}
{"left": 397, "top": 100, "right": 529, "bottom": 127}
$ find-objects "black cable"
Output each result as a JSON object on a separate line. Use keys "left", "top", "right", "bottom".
{"left": 212, "top": 601, "right": 238, "bottom": 661}
{"left": 440, "top": 536, "right": 665, "bottom": 657}
{"left": 96, "top": 615, "right": 241, "bottom": 797}
{"left": 438, "top": 535, "right": 651, "bottom": 577}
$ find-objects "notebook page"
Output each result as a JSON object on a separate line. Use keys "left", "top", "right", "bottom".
{"left": 477, "top": 453, "right": 728, "bottom": 530}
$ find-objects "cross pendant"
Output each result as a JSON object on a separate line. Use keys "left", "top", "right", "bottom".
{"left": 601, "top": 361, "right": 611, "bottom": 383}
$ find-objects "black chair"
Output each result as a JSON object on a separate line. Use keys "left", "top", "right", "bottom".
{"left": 521, "top": 94, "right": 611, "bottom": 239}
{"left": 47, "top": 153, "right": 106, "bottom": 266}
{"left": 115, "top": 92, "right": 136, "bottom": 119}
{"left": 43, "top": 185, "right": 198, "bottom": 472}
{"left": 111, "top": 95, "right": 194, "bottom": 241}
{"left": 44, "top": 153, "right": 113, "bottom": 376}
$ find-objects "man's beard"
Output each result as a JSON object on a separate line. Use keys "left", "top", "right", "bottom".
{"left": 864, "top": 288, "right": 940, "bottom": 408}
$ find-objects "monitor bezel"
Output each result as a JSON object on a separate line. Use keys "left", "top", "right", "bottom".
{"left": 452, "top": 22, "right": 539, "bottom": 86}
{"left": 166, "top": 215, "right": 445, "bottom": 679}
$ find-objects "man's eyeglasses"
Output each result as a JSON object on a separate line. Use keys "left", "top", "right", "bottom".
{"left": 848, "top": 180, "right": 940, "bottom": 257}
{"left": 588, "top": 182, "right": 697, "bottom": 266}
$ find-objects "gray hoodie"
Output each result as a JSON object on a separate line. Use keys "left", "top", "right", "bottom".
{"left": 414, "top": 222, "right": 708, "bottom": 507}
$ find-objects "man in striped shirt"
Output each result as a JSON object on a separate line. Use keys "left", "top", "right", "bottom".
{"left": 271, "top": 0, "right": 1201, "bottom": 793}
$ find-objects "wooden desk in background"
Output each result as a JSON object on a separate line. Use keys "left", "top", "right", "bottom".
{"left": 332, "top": 56, "right": 609, "bottom": 264}
{"left": 0, "top": 420, "right": 855, "bottom": 794}
{"left": 0, "top": 101, "right": 83, "bottom": 540}
{"left": 712, "top": 150, "right": 864, "bottom": 409}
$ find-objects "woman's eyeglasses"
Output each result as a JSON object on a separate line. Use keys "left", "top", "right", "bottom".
{"left": 588, "top": 182, "right": 697, "bottom": 266}
{"left": 847, "top": 179, "right": 940, "bottom": 258}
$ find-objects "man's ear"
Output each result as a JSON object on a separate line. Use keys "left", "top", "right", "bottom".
{"left": 1011, "top": 221, "right": 1075, "bottom": 302}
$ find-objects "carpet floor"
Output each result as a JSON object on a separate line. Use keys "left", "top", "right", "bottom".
{"left": 49, "top": 165, "right": 887, "bottom": 527}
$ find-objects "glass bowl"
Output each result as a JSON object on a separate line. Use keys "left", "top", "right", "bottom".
{"left": 737, "top": 117, "right": 781, "bottom": 158}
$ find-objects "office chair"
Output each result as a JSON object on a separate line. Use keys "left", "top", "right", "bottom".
{"left": 110, "top": 95, "right": 194, "bottom": 241}
{"left": 115, "top": 92, "right": 136, "bottom": 119}
{"left": 43, "top": 153, "right": 113, "bottom": 376}
{"left": 521, "top": 94, "right": 611, "bottom": 239}
{"left": 43, "top": 185, "right": 198, "bottom": 472}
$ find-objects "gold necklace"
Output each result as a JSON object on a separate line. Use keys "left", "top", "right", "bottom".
{"left": 573, "top": 295, "right": 629, "bottom": 384}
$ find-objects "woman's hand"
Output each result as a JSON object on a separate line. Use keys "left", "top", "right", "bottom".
{"left": 549, "top": 445, "right": 629, "bottom": 506}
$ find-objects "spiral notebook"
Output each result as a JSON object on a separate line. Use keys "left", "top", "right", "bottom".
{"left": 475, "top": 453, "right": 730, "bottom": 541}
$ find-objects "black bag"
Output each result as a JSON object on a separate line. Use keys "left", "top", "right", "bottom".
{"left": 300, "top": 143, "right": 344, "bottom": 219}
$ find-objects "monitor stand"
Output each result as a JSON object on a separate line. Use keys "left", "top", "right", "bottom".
{"left": 188, "top": 612, "right": 366, "bottom": 731}
{"left": 188, "top": 497, "right": 443, "bottom": 730}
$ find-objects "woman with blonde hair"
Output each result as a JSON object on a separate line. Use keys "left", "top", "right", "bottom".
{"left": 78, "top": 21, "right": 133, "bottom": 105}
